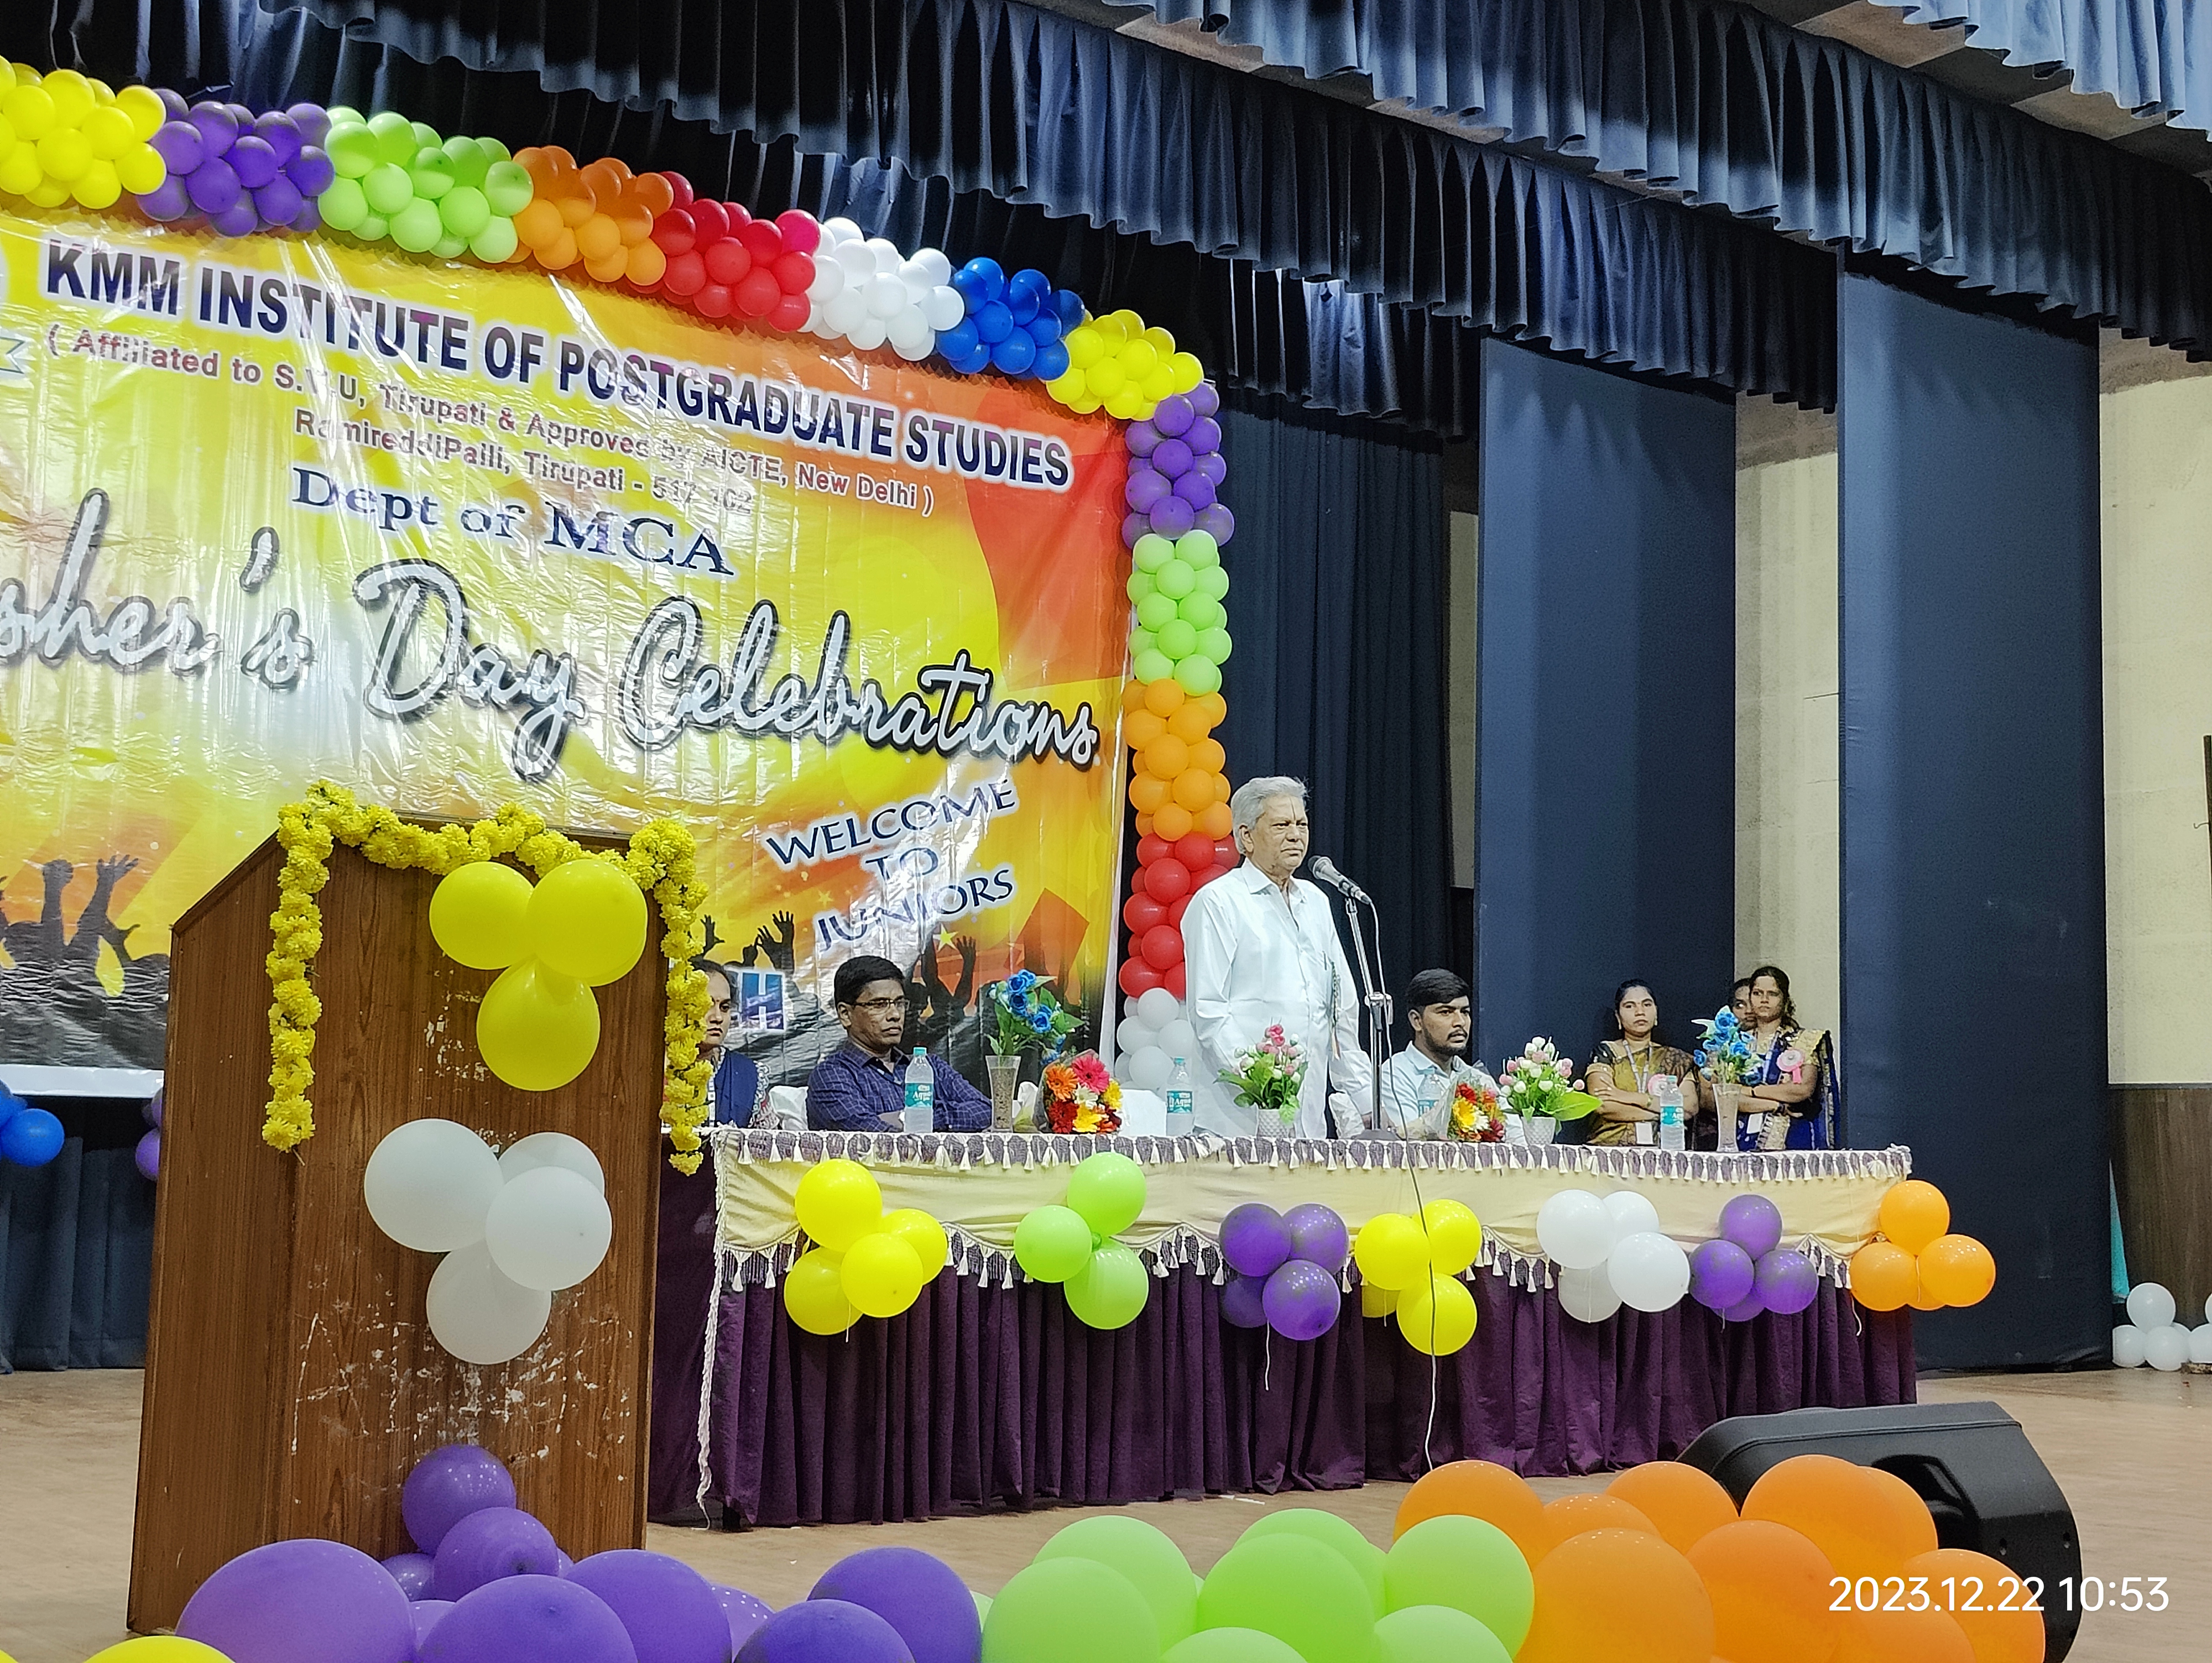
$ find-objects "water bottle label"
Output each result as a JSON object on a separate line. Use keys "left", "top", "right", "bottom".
{"left": 1167, "top": 1090, "right": 1192, "bottom": 1115}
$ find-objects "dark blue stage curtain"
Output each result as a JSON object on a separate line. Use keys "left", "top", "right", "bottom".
{"left": 1475, "top": 338, "right": 1735, "bottom": 1069}
{"left": 1838, "top": 271, "right": 2107, "bottom": 1370}
{"left": 1213, "top": 393, "right": 1456, "bottom": 991}
{"left": 0, "top": 1138, "right": 155, "bottom": 1372}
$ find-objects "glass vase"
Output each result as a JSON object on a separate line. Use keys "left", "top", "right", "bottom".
{"left": 986, "top": 1053, "right": 1022, "bottom": 1132}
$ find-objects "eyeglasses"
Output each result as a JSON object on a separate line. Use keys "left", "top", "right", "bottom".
{"left": 848, "top": 996, "right": 909, "bottom": 1014}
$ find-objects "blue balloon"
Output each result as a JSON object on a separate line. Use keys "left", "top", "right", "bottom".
{"left": 1053, "top": 288, "right": 1087, "bottom": 329}
{"left": 0, "top": 1106, "right": 65, "bottom": 1168}
{"left": 951, "top": 268, "right": 990, "bottom": 307}
{"left": 1009, "top": 266, "right": 1052, "bottom": 303}
{"left": 1032, "top": 340, "right": 1071, "bottom": 381}
{"left": 936, "top": 319, "right": 980, "bottom": 363}
{"left": 950, "top": 344, "right": 993, "bottom": 375}
{"left": 991, "top": 330, "right": 1037, "bottom": 375}
{"left": 0, "top": 1089, "right": 23, "bottom": 1132}
{"left": 1025, "top": 310, "right": 1063, "bottom": 346}
{"left": 1006, "top": 286, "right": 1041, "bottom": 326}
{"left": 973, "top": 300, "right": 1015, "bottom": 344}
{"left": 959, "top": 257, "right": 1006, "bottom": 302}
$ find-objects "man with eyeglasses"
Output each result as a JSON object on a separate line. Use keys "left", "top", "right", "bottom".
{"left": 804, "top": 953, "right": 992, "bottom": 1133}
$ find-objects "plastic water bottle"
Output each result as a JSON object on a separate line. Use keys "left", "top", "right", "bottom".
{"left": 1166, "top": 1057, "right": 1195, "bottom": 1137}
{"left": 1657, "top": 1078, "right": 1686, "bottom": 1152}
{"left": 903, "top": 1047, "right": 935, "bottom": 1132}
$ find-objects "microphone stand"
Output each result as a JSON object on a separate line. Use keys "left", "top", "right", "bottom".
{"left": 1334, "top": 885, "right": 1391, "bottom": 1134}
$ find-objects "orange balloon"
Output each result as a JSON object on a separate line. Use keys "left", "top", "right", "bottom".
{"left": 611, "top": 205, "right": 655, "bottom": 245}
{"left": 1121, "top": 680, "right": 1149, "bottom": 714}
{"left": 1900, "top": 1550, "right": 2044, "bottom": 1663}
{"left": 1144, "top": 678, "right": 1187, "bottom": 718}
{"left": 579, "top": 157, "right": 631, "bottom": 205}
{"left": 1145, "top": 735, "right": 1191, "bottom": 779}
{"left": 1532, "top": 1493, "right": 1660, "bottom": 1562}
{"left": 1909, "top": 1274, "right": 1948, "bottom": 1312}
{"left": 575, "top": 213, "right": 623, "bottom": 262}
{"left": 1608, "top": 1462, "right": 1740, "bottom": 1555}
{"left": 1520, "top": 1530, "right": 1715, "bottom": 1663}
{"left": 1880, "top": 1180, "right": 1950, "bottom": 1254}
{"left": 513, "top": 198, "right": 565, "bottom": 248}
{"left": 518, "top": 145, "right": 568, "bottom": 187}
{"left": 557, "top": 192, "right": 597, "bottom": 228}
{"left": 1129, "top": 775, "right": 1170, "bottom": 815}
{"left": 1850, "top": 1242, "right": 1919, "bottom": 1312}
{"left": 1125, "top": 710, "right": 1167, "bottom": 749}
{"left": 1172, "top": 768, "right": 1216, "bottom": 812}
{"left": 624, "top": 240, "right": 668, "bottom": 286}
{"left": 1744, "top": 1456, "right": 1929, "bottom": 1582}
{"left": 1167, "top": 701, "right": 1215, "bottom": 742}
{"left": 1198, "top": 802, "right": 1234, "bottom": 839}
{"left": 1152, "top": 802, "right": 1194, "bottom": 840}
{"left": 1199, "top": 692, "right": 1229, "bottom": 725}
{"left": 1189, "top": 736, "right": 1226, "bottom": 773}
{"left": 630, "top": 172, "right": 676, "bottom": 216}
{"left": 536, "top": 227, "right": 580, "bottom": 269}
{"left": 1394, "top": 1459, "right": 1546, "bottom": 1560}
{"left": 1833, "top": 1608, "right": 1976, "bottom": 1663}
{"left": 1689, "top": 1520, "right": 1841, "bottom": 1663}
{"left": 1863, "top": 1468, "right": 1938, "bottom": 1563}
{"left": 583, "top": 245, "right": 630, "bottom": 283}
{"left": 1134, "top": 812, "right": 1155, "bottom": 836}
{"left": 1917, "top": 1236, "right": 1996, "bottom": 1309}
{"left": 1212, "top": 773, "right": 1232, "bottom": 804}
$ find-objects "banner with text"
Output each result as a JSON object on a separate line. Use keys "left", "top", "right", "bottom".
{"left": 0, "top": 207, "right": 1130, "bottom": 1081}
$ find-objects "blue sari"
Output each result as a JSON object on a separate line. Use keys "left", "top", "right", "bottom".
{"left": 1730, "top": 1027, "right": 1839, "bottom": 1150}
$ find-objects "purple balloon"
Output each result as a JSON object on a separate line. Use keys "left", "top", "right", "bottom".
{"left": 809, "top": 1547, "right": 979, "bottom": 1663}
{"left": 225, "top": 102, "right": 256, "bottom": 128}
{"left": 1220, "top": 1203, "right": 1294, "bottom": 1278}
{"left": 713, "top": 1587, "right": 773, "bottom": 1656}
{"left": 210, "top": 198, "right": 262, "bottom": 237}
{"left": 404, "top": 1444, "right": 518, "bottom": 1552}
{"left": 253, "top": 112, "right": 304, "bottom": 165}
{"left": 1719, "top": 1194, "right": 1784, "bottom": 1259}
{"left": 1124, "top": 419, "right": 1162, "bottom": 457}
{"left": 1151, "top": 394, "right": 1195, "bottom": 437}
{"left": 291, "top": 198, "right": 322, "bottom": 235}
{"left": 253, "top": 176, "right": 305, "bottom": 227}
{"left": 186, "top": 158, "right": 243, "bottom": 216}
{"left": 739, "top": 1601, "right": 914, "bottom": 1663}
{"left": 158, "top": 88, "right": 190, "bottom": 121}
{"left": 134, "top": 180, "right": 196, "bottom": 222}
{"left": 1125, "top": 466, "right": 1170, "bottom": 514}
{"left": 384, "top": 1552, "right": 437, "bottom": 1599}
{"left": 566, "top": 1551, "right": 727, "bottom": 1663}
{"left": 1196, "top": 451, "right": 1227, "bottom": 485}
{"left": 1755, "top": 1247, "right": 1819, "bottom": 1316}
{"left": 134, "top": 1128, "right": 161, "bottom": 1181}
{"left": 411, "top": 1601, "right": 455, "bottom": 1649}
{"left": 144, "top": 1088, "right": 164, "bottom": 1128}
{"left": 178, "top": 1539, "right": 414, "bottom": 1663}
{"left": 1688, "top": 1239, "right": 1755, "bottom": 1311}
{"left": 1147, "top": 494, "right": 1197, "bottom": 540}
{"left": 555, "top": 1551, "right": 575, "bottom": 1578}
{"left": 1220, "top": 1273, "right": 1268, "bottom": 1329}
{"left": 228, "top": 135, "right": 281, "bottom": 190}
{"left": 434, "top": 1508, "right": 560, "bottom": 1601}
{"left": 1194, "top": 503, "right": 1236, "bottom": 546}
{"left": 1721, "top": 1288, "right": 1767, "bottom": 1323}
{"left": 1283, "top": 1204, "right": 1349, "bottom": 1271}
{"left": 1151, "top": 437, "right": 1194, "bottom": 479}
{"left": 1121, "top": 511, "right": 1150, "bottom": 550}
{"left": 422, "top": 1576, "right": 639, "bottom": 1663}
{"left": 288, "top": 102, "right": 332, "bottom": 145}
{"left": 287, "top": 145, "right": 336, "bottom": 197}
{"left": 1262, "top": 1259, "right": 1343, "bottom": 1342}
{"left": 1185, "top": 416, "right": 1223, "bottom": 456}
{"left": 187, "top": 102, "right": 239, "bottom": 156}
{"left": 1189, "top": 381, "right": 1222, "bottom": 418}
{"left": 150, "top": 120, "right": 206, "bottom": 174}
{"left": 1173, "top": 472, "right": 1218, "bottom": 511}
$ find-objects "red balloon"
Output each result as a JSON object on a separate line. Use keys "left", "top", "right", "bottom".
{"left": 690, "top": 200, "right": 729, "bottom": 242}
{"left": 1140, "top": 924, "right": 1185, "bottom": 970}
{"left": 723, "top": 201, "right": 751, "bottom": 228}
{"left": 1214, "top": 839, "right": 1239, "bottom": 867}
{"left": 1144, "top": 858, "right": 1192, "bottom": 903}
{"left": 735, "top": 268, "right": 782, "bottom": 317}
{"left": 739, "top": 219, "right": 784, "bottom": 262}
{"left": 1190, "top": 862, "right": 1225, "bottom": 891}
{"left": 1167, "top": 895, "right": 1191, "bottom": 927}
{"left": 694, "top": 283, "right": 733, "bottom": 319}
{"left": 768, "top": 291, "right": 810, "bottom": 332}
{"left": 662, "top": 250, "right": 707, "bottom": 296}
{"left": 1136, "top": 834, "right": 1172, "bottom": 868}
{"left": 1119, "top": 957, "right": 1163, "bottom": 997}
{"left": 773, "top": 249, "right": 816, "bottom": 294}
{"left": 1164, "top": 963, "right": 1187, "bottom": 1000}
{"left": 1172, "top": 831, "right": 1215, "bottom": 871}
{"left": 662, "top": 171, "right": 694, "bottom": 209}
{"left": 650, "top": 210, "right": 697, "bottom": 255}
{"left": 1123, "top": 893, "right": 1167, "bottom": 932}
{"left": 775, "top": 210, "right": 822, "bottom": 253}
{"left": 702, "top": 239, "right": 752, "bottom": 285}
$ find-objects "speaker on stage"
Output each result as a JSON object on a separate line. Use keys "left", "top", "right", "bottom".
{"left": 1681, "top": 1401, "right": 2083, "bottom": 1660}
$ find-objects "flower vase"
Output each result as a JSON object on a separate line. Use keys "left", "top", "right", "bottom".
{"left": 986, "top": 1053, "right": 1022, "bottom": 1132}
{"left": 1264, "top": 1105, "right": 1295, "bottom": 1139}
{"left": 1714, "top": 1082, "right": 1743, "bottom": 1150}
{"left": 1525, "top": 1115, "right": 1557, "bottom": 1147}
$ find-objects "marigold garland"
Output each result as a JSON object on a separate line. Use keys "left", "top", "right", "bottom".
{"left": 265, "top": 782, "right": 712, "bottom": 1172}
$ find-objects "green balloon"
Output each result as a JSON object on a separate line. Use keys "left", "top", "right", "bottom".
{"left": 410, "top": 148, "right": 457, "bottom": 200}
{"left": 1199, "top": 1535, "right": 1375, "bottom": 1663}
{"left": 1038, "top": 1516, "right": 1197, "bottom": 1649}
{"left": 353, "top": 211, "right": 390, "bottom": 243}
{"left": 972, "top": 1591, "right": 994, "bottom": 1623}
{"left": 1176, "top": 529, "right": 1222, "bottom": 570}
{"left": 1156, "top": 620, "right": 1199, "bottom": 661}
{"left": 1164, "top": 1631, "right": 1303, "bottom": 1663}
{"left": 984, "top": 1558, "right": 1158, "bottom": 1663}
{"left": 1197, "top": 627, "right": 1233, "bottom": 665}
{"left": 1067, "top": 1151, "right": 1147, "bottom": 1235}
{"left": 317, "top": 176, "right": 368, "bottom": 231}
{"left": 1198, "top": 564, "right": 1231, "bottom": 600}
{"left": 368, "top": 110, "right": 418, "bottom": 164}
{"left": 439, "top": 184, "right": 491, "bottom": 239}
{"left": 1132, "top": 649, "right": 1175, "bottom": 685}
{"left": 1154, "top": 558, "right": 1196, "bottom": 600}
{"left": 1066, "top": 1244, "right": 1150, "bottom": 1331}
{"left": 431, "top": 234, "right": 468, "bottom": 260}
{"left": 326, "top": 106, "right": 363, "bottom": 127}
{"left": 1125, "top": 571, "right": 1157, "bottom": 605}
{"left": 483, "top": 158, "right": 534, "bottom": 216}
{"left": 478, "top": 135, "right": 513, "bottom": 165}
{"left": 1242, "top": 1510, "right": 1386, "bottom": 1617}
{"left": 1132, "top": 532, "right": 1176, "bottom": 573}
{"left": 1014, "top": 1204, "right": 1095, "bottom": 1284}
{"left": 327, "top": 124, "right": 380, "bottom": 180}
{"left": 1173, "top": 657, "right": 1222, "bottom": 697}
{"left": 1128, "top": 627, "right": 1159, "bottom": 661}
{"left": 362, "top": 163, "right": 414, "bottom": 215}
{"left": 410, "top": 120, "right": 444, "bottom": 151}
{"left": 1372, "top": 1607, "right": 1510, "bottom": 1663}
{"left": 442, "top": 135, "right": 490, "bottom": 187}
{"left": 391, "top": 198, "right": 444, "bottom": 254}
{"left": 469, "top": 216, "right": 519, "bottom": 264}
{"left": 1177, "top": 594, "right": 1225, "bottom": 631}
{"left": 1135, "top": 592, "right": 1180, "bottom": 631}
{"left": 1383, "top": 1517, "right": 1533, "bottom": 1654}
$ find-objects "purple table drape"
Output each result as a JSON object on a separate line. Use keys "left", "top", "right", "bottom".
{"left": 656, "top": 1258, "right": 1913, "bottom": 1527}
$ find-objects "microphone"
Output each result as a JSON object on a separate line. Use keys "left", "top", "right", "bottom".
{"left": 1308, "top": 856, "right": 1371, "bottom": 904}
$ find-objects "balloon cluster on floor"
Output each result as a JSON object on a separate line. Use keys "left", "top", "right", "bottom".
{"left": 429, "top": 858, "right": 649, "bottom": 1091}
{"left": 0, "top": 1084, "right": 65, "bottom": 1169}
{"left": 785, "top": 1158, "right": 951, "bottom": 1333}
{"left": 1218, "top": 1203, "right": 1349, "bottom": 1341}
{"left": 1847, "top": 1179, "right": 1996, "bottom": 1315}
{"left": 1013, "top": 1152, "right": 1152, "bottom": 1330}
{"left": 365, "top": 1121, "right": 613, "bottom": 1364}
{"left": 2113, "top": 1282, "right": 2212, "bottom": 1371}
{"left": 1353, "top": 1203, "right": 1486, "bottom": 1355}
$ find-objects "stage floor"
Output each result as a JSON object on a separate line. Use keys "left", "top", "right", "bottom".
{"left": 2, "top": 1369, "right": 2200, "bottom": 1663}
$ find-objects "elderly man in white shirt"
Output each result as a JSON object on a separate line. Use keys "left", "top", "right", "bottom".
{"left": 1180, "top": 776, "right": 1373, "bottom": 1137}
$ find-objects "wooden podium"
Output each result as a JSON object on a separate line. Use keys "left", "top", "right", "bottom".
{"left": 129, "top": 834, "right": 670, "bottom": 1632}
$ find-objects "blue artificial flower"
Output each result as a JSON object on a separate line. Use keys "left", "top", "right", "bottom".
{"left": 1693, "top": 1048, "right": 1709, "bottom": 1065}
{"left": 1028, "top": 1008, "right": 1053, "bottom": 1034}
{"left": 1009, "top": 969, "right": 1039, "bottom": 994}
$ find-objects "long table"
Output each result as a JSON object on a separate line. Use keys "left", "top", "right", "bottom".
{"left": 651, "top": 1129, "right": 1917, "bottom": 1526}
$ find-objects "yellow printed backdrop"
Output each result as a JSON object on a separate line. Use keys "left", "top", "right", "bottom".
{"left": 0, "top": 206, "right": 1130, "bottom": 1076}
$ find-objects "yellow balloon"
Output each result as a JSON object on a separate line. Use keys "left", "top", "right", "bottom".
{"left": 1397, "top": 1272, "right": 1478, "bottom": 1356}
{"left": 476, "top": 958, "right": 601, "bottom": 1091}
{"left": 1420, "top": 1199, "right": 1484, "bottom": 1276}
{"left": 25, "top": 176, "right": 68, "bottom": 207}
{"left": 1142, "top": 325, "right": 1177, "bottom": 356}
{"left": 3, "top": 84, "right": 55, "bottom": 142}
{"left": 114, "top": 142, "right": 165, "bottom": 195}
{"left": 1169, "top": 351, "right": 1206, "bottom": 394}
{"left": 881, "top": 1206, "right": 950, "bottom": 1278}
{"left": 1090, "top": 313, "right": 1130, "bottom": 351}
{"left": 83, "top": 1641, "right": 235, "bottom": 1663}
{"left": 36, "top": 128, "right": 90, "bottom": 182}
{"left": 1354, "top": 1212, "right": 1431, "bottom": 1290}
{"left": 1045, "top": 368, "right": 1087, "bottom": 404}
{"left": 795, "top": 1157, "right": 884, "bottom": 1252}
{"left": 70, "top": 158, "right": 119, "bottom": 209}
{"left": 0, "top": 145, "right": 40, "bottom": 196}
{"left": 1140, "top": 365, "right": 1177, "bottom": 402}
{"left": 1104, "top": 385, "right": 1144, "bottom": 420}
{"left": 842, "top": 1231, "right": 926, "bottom": 1317}
{"left": 41, "top": 68, "right": 94, "bottom": 126}
{"left": 115, "top": 83, "right": 167, "bottom": 142}
{"left": 81, "top": 103, "right": 135, "bottom": 160}
{"left": 1068, "top": 391, "right": 1103, "bottom": 415}
{"left": 430, "top": 861, "right": 534, "bottom": 969}
{"left": 1360, "top": 1281, "right": 1399, "bottom": 1318}
{"left": 784, "top": 1247, "right": 858, "bottom": 1336}
{"left": 1065, "top": 325, "right": 1104, "bottom": 368}
{"left": 1119, "top": 340, "right": 1160, "bottom": 379}
{"left": 1086, "top": 357, "right": 1126, "bottom": 398}
{"left": 528, "top": 857, "right": 648, "bottom": 986}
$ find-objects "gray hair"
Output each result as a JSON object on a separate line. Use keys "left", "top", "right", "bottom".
{"left": 1230, "top": 775, "right": 1309, "bottom": 835}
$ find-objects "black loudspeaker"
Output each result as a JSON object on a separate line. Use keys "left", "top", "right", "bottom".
{"left": 1681, "top": 1401, "right": 2083, "bottom": 1661}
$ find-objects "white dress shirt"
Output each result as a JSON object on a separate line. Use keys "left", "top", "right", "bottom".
{"left": 1180, "top": 862, "right": 1373, "bottom": 1136}
{"left": 1379, "top": 1046, "right": 1450, "bottom": 1133}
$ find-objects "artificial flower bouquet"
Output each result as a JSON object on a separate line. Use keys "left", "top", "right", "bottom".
{"left": 1449, "top": 1071, "right": 1505, "bottom": 1142}
{"left": 984, "top": 968, "right": 1082, "bottom": 1058}
{"left": 1693, "top": 1008, "right": 1757, "bottom": 1083}
{"left": 1219, "top": 1024, "right": 1307, "bottom": 1133}
{"left": 1041, "top": 1050, "right": 1123, "bottom": 1134}
{"left": 1499, "top": 1038, "right": 1600, "bottom": 1126}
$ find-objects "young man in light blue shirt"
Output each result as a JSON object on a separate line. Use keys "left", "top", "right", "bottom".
{"left": 1377, "top": 968, "right": 1473, "bottom": 1133}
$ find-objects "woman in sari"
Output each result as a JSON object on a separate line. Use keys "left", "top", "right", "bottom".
{"left": 1584, "top": 979, "right": 1708, "bottom": 1147}
{"left": 1730, "top": 964, "right": 1839, "bottom": 1149}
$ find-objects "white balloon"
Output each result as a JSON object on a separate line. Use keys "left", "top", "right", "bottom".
{"left": 484, "top": 1167, "right": 614, "bottom": 1291}
{"left": 1126, "top": 1046, "right": 1173, "bottom": 1092}
{"left": 820, "top": 216, "right": 864, "bottom": 245}
{"left": 846, "top": 316, "right": 889, "bottom": 352}
{"left": 364, "top": 1119, "right": 503, "bottom": 1253}
{"left": 2190, "top": 1323, "right": 2212, "bottom": 1364}
{"left": 864, "top": 236, "right": 902, "bottom": 274}
{"left": 2204, "top": 1293, "right": 2212, "bottom": 1326}
{"left": 888, "top": 305, "right": 935, "bottom": 351}
{"left": 822, "top": 287, "right": 869, "bottom": 334}
{"left": 834, "top": 239, "right": 877, "bottom": 279}
{"left": 2126, "top": 1282, "right": 2177, "bottom": 1330}
{"left": 922, "top": 284, "right": 967, "bottom": 332}
{"left": 1135, "top": 987, "right": 1182, "bottom": 1029}
{"left": 2146, "top": 1323, "right": 2192, "bottom": 1372}
{"left": 1607, "top": 1231, "right": 1692, "bottom": 1312}
{"left": 865, "top": 273, "right": 909, "bottom": 318}
{"left": 1156, "top": 1018, "right": 1196, "bottom": 1058}
{"left": 1557, "top": 1264, "right": 1621, "bottom": 1325}
{"left": 497, "top": 1131, "right": 605, "bottom": 1193}
{"left": 426, "top": 1242, "right": 552, "bottom": 1366}
{"left": 898, "top": 259, "right": 935, "bottom": 299}
{"left": 806, "top": 258, "right": 847, "bottom": 302}
{"left": 2112, "top": 1323, "right": 2147, "bottom": 1367}
{"left": 1602, "top": 1190, "right": 1662, "bottom": 1245}
{"left": 1536, "top": 1189, "right": 1615, "bottom": 1272}
{"left": 1115, "top": 1019, "right": 1156, "bottom": 1057}
{"left": 911, "top": 247, "right": 953, "bottom": 286}
{"left": 890, "top": 325, "right": 936, "bottom": 362}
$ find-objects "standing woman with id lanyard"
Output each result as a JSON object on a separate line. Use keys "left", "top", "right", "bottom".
{"left": 1731, "top": 964, "right": 1838, "bottom": 1149}
{"left": 1585, "top": 979, "right": 1708, "bottom": 1147}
